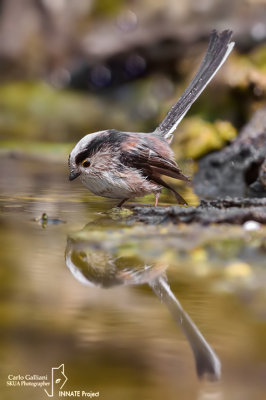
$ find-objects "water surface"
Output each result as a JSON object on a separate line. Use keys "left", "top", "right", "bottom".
{"left": 0, "top": 156, "right": 266, "bottom": 400}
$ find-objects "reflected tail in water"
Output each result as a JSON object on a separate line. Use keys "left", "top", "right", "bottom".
{"left": 150, "top": 276, "right": 221, "bottom": 380}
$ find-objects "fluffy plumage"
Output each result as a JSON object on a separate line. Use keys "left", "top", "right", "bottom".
{"left": 68, "top": 30, "right": 234, "bottom": 206}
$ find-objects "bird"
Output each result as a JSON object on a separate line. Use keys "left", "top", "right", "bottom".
{"left": 68, "top": 30, "right": 234, "bottom": 208}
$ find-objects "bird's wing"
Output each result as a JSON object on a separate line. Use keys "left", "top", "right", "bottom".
{"left": 120, "top": 141, "right": 190, "bottom": 182}
{"left": 153, "top": 30, "right": 234, "bottom": 141}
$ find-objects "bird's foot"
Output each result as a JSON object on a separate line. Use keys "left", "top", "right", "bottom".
{"left": 116, "top": 198, "right": 129, "bottom": 208}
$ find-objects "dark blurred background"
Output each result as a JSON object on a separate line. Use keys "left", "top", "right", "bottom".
{"left": 0, "top": 0, "right": 265, "bottom": 160}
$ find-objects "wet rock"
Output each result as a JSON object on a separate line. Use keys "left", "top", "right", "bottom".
{"left": 249, "top": 159, "right": 266, "bottom": 197}
{"left": 194, "top": 107, "right": 266, "bottom": 199}
{"left": 131, "top": 198, "right": 266, "bottom": 225}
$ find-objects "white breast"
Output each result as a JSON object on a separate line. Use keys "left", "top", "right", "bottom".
{"left": 80, "top": 170, "right": 134, "bottom": 199}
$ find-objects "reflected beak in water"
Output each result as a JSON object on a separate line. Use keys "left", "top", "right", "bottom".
{"left": 69, "top": 170, "right": 81, "bottom": 181}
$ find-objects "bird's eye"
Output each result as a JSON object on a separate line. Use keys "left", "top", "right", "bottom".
{"left": 82, "top": 159, "right": 91, "bottom": 168}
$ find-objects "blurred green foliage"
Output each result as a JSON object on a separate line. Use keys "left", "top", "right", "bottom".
{"left": 0, "top": 82, "right": 128, "bottom": 142}
{"left": 172, "top": 117, "right": 237, "bottom": 159}
{"left": 92, "top": 0, "right": 125, "bottom": 16}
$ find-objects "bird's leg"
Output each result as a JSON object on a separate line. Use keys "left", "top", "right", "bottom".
{"left": 116, "top": 198, "right": 129, "bottom": 208}
{"left": 151, "top": 176, "right": 187, "bottom": 205}
{"left": 154, "top": 193, "right": 160, "bottom": 207}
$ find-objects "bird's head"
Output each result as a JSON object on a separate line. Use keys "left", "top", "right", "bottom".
{"left": 68, "top": 130, "right": 109, "bottom": 181}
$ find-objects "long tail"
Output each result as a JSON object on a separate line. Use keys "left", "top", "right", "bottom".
{"left": 150, "top": 275, "right": 221, "bottom": 380}
{"left": 153, "top": 30, "right": 234, "bottom": 141}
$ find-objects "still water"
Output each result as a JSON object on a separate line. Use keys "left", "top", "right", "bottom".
{"left": 0, "top": 156, "right": 266, "bottom": 400}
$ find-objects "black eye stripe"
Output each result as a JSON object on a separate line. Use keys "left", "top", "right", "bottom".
{"left": 75, "top": 130, "right": 126, "bottom": 165}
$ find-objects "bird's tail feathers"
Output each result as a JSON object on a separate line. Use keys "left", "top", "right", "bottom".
{"left": 154, "top": 30, "right": 234, "bottom": 141}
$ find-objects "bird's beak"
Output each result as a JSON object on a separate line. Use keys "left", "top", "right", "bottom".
{"left": 69, "top": 170, "right": 81, "bottom": 181}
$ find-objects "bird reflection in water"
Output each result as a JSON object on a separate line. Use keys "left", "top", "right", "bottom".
{"left": 65, "top": 224, "right": 221, "bottom": 381}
